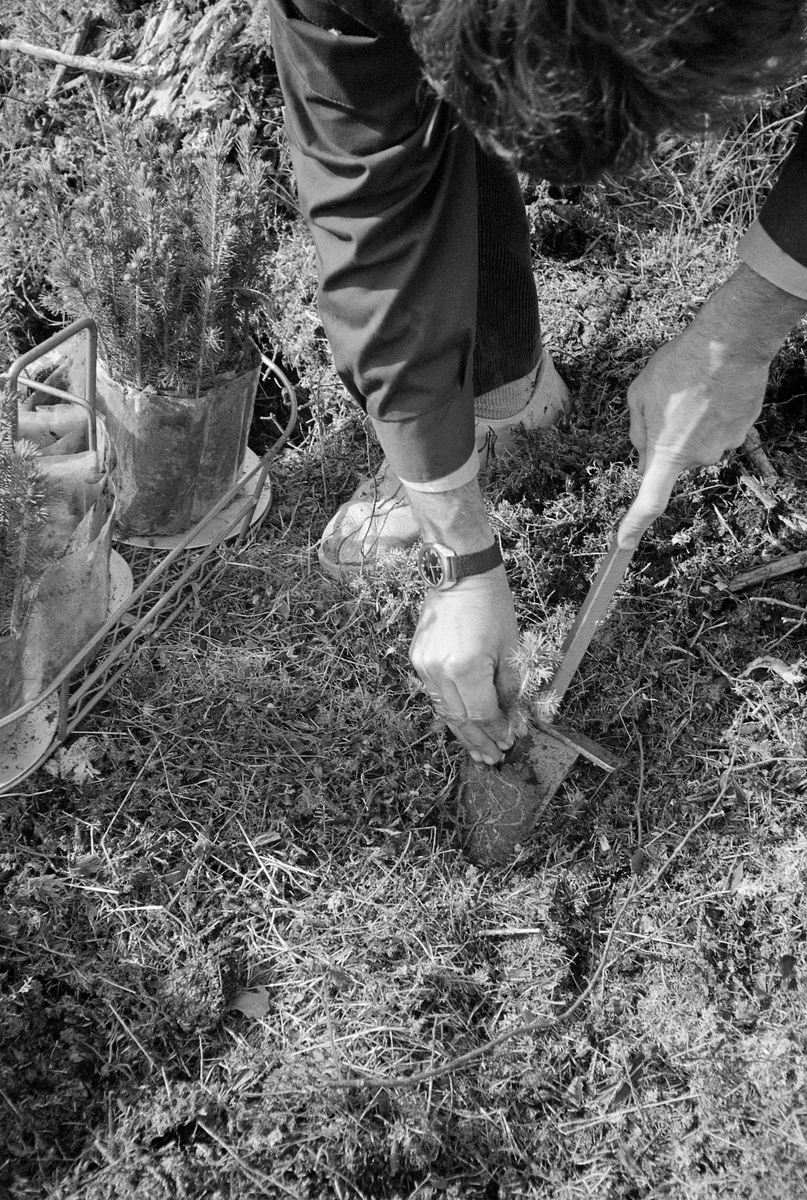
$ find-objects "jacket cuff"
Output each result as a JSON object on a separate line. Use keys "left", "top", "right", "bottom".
{"left": 368, "top": 383, "right": 476, "bottom": 487}
{"left": 737, "top": 219, "right": 807, "bottom": 300}
{"left": 398, "top": 448, "right": 479, "bottom": 493}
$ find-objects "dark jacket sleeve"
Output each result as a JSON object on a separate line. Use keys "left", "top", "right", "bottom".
{"left": 757, "top": 119, "right": 807, "bottom": 268}
{"left": 269, "top": 0, "right": 478, "bottom": 484}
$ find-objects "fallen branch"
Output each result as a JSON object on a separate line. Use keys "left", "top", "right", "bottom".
{"left": 728, "top": 549, "right": 807, "bottom": 592}
{"left": 0, "top": 37, "right": 155, "bottom": 80}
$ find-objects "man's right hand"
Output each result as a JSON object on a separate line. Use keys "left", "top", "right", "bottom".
{"left": 617, "top": 326, "right": 770, "bottom": 548}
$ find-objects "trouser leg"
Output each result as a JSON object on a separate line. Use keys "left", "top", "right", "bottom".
{"left": 473, "top": 144, "right": 543, "bottom": 417}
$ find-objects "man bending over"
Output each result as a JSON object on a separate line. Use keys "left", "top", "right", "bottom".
{"left": 269, "top": 0, "right": 807, "bottom": 764}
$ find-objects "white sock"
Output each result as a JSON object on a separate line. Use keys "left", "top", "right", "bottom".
{"left": 474, "top": 358, "right": 543, "bottom": 421}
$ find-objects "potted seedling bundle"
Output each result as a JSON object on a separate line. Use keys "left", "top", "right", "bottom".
{"left": 42, "top": 114, "right": 274, "bottom": 538}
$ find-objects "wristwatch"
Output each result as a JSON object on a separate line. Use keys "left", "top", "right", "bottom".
{"left": 417, "top": 540, "right": 503, "bottom": 591}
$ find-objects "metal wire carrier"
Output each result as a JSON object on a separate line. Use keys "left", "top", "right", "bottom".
{"left": 1, "top": 319, "right": 298, "bottom": 792}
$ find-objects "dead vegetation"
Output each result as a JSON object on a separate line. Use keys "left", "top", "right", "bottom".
{"left": 1, "top": 3, "right": 807, "bottom": 1198}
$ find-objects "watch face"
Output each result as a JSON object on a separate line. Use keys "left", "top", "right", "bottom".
{"left": 419, "top": 545, "right": 446, "bottom": 587}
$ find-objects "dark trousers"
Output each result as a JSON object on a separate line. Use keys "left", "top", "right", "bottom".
{"left": 269, "top": 0, "right": 542, "bottom": 483}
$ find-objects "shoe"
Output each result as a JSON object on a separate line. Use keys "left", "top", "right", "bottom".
{"left": 318, "top": 350, "right": 569, "bottom": 578}
{"left": 318, "top": 457, "right": 416, "bottom": 578}
{"left": 475, "top": 350, "right": 569, "bottom": 471}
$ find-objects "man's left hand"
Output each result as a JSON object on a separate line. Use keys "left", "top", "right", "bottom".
{"left": 618, "top": 264, "right": 807, "bottom": 549}
{"left": 410, "top": 566, "right": 518, "bottom": 765}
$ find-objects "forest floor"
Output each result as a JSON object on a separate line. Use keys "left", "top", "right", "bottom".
{"left": 1, "top": 3, "right": 807, "bottom": 1198}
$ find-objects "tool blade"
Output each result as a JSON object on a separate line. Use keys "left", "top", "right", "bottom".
{"left": 544, "top": 535, "right": 635, "bottom": 706}
{"left": 533, "top": 719, "right": 622, "bottom": 771}
{"left": 459, "top": 732, "right": 579, "bottom": 866}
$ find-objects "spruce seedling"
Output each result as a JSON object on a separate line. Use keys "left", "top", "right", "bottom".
{"left": 0, "top": 430, "right": 50, "bottom": 637}
{"left": 42, "top": 110, "right": 275, "bottom": 396}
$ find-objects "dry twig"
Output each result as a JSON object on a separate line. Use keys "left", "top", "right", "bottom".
{"left": 324, "top": 785, "right": 729, "bottom": 1091}
{"left": 728, "top": 549, "right": 807, "bottom": 592}
{"left": 0, "top": 37, "right": 154, "bottom": 80}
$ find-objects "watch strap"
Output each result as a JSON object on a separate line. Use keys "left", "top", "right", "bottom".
{"left": 451, "top": 540, "right": 503, "bottom": 582}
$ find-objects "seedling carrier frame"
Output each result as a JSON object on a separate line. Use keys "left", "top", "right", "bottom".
{"left": 0, "top": 319, "right": 297, "bottom": 793}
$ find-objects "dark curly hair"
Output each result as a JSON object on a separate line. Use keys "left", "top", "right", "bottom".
{"left": 398, "top": 0, "right": 807, "bottom": 182}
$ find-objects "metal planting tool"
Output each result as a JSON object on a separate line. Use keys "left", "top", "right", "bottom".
{"left": 459, "top": 534, "right": 638, "bottom": 866}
